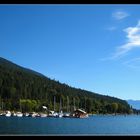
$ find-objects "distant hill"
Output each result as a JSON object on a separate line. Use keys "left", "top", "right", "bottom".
{"left": 0, "top": 57, "right": 131, "bottom": 114}
{"left": 127, "top": 100, "right": 140, "bottom": 110}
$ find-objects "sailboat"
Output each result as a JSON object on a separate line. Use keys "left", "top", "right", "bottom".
{"left": 63, "top": 96, "right": 70, "bottom": 117}
{"left": 58, "top": 98, "right": 63, "bottom": 118}
{"left": 16, "top": 112, "right": 23, "bottom": 117}
{"left": 48, "top": 96, "right": 58, "bottom": 117}
{"left": 5, "top": 111, "right": 11, "bottom": 117}
{"left": 16, "top": 100, "right": 23, "bottom": 117}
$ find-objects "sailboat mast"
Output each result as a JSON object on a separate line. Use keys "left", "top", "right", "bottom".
{"left": 73, "top": 97, "right": 76, "bottom": 111}
{"left": 59, "top": 97, "right": 62, "bottom": 112}
{"left": 67, "top": 96, "right": 69, "bottom": 112}
{"left": 0, "top": 99, "right": 1, "bottom": 111}
{"left": 20, "top": 100, "right": 22, "bottom": 112}
{"left": 54, "top": 96, "right": 56, "bottom": 112}
{"left": 85, "top": 97, "right": 86, "bottom": 111}
{"left": 2, "top": 100, "right": 3, "bottom": 110}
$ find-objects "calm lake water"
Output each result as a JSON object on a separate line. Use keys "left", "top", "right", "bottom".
{"left": 0, "top": 115, "right": 140, "bottom": 135}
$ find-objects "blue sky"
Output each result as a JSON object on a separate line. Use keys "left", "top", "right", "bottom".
{"left": 1, "top": 4, "right": 140, "bottom": 100}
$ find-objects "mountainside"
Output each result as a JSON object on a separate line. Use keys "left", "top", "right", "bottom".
{"left": 127, "top": 100, "right": 140, "bottom": 110}
{"left": 0, "top": 57, "right": 45, "bottom": 77}
{"left": 0, "top": 57, "right": 131, "bottom": 114}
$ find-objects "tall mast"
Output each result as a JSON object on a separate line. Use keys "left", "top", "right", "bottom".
{"left": 84, "top": 97, "right": 86, "bottom": 111}
{"left": 53, "top": 96, "right": 56, "bottom": 112}
{"left": 20, "top": 100, "right": 22, "bottom": 112}
{"left": 67, "top": 96, "right": 69, "bottom": 112}
{"left": 2, "top": 100, "right": 3, "bottom": 110}
{"left": 0, "top": 99, "right": 1, "bottom": 111}
{"left": 59, "top": 97, "right": 62, "bottom": 112}
{"left": 0, "top": 98, "right": 1, "bottom": 111}
{"left": 73, "top": 97, "right": 76, "bottom": 111}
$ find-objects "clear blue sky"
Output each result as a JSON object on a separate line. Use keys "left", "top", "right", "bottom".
{"left": 1, "top": 4, "right": 140, "bottom": 100}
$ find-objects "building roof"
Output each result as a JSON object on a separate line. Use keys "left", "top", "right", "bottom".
{"left": 75, "top": 109, "right": 87, "bottom": 114}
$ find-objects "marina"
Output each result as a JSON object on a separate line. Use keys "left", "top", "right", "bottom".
{"left": 0, "top": 94, "right": 89, "bottom": 119}
{"left": 0, "top": 108, "right": 89, "bottom": 118}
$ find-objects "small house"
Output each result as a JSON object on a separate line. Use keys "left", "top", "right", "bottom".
{"left": 73, "top": 109, "right": 88, "bottom": 118}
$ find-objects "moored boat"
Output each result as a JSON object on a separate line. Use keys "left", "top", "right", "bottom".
{"left": 40, "top": 113, "right": 47, "bottom": 117}
{"left": 58, "top": 110, "right": 63, "bottom": 118}
{"left": 63, "top": 112, "right": 70, "bottom": 118}
{"left": 16, "top": 112, "right": 23, "bottom": 117}
{"left": 11, "top": 112, "right": 17, "bottom": 117}
{"left": 29, "top": 112, "right": 38, "bottom": 117}
{"left": 23, "top": 113, "right": 29, "bottom": 117}
{"left": 48, "top": 111, "right": 58, "bottom": 117}
{"left": 5, "top": 111, "right": 11, "bottom": 117}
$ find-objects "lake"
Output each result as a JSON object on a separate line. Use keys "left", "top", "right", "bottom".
{"left": 0, "top": 115, "right": 140, "bottom": 136}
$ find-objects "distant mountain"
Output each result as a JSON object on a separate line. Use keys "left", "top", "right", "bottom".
{"left": 127, "top": 100, "right": 140, "bottom": 110}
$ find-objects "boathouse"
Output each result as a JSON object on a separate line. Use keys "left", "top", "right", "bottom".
{"left": 73, "top": 109, "right": 88, "bottom": 118}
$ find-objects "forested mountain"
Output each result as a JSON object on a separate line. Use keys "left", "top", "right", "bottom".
{"left": 0, "top": 57, "right": 131, "bottom": 114}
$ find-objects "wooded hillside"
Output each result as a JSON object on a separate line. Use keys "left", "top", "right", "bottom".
{"left": 0, "top": 57, "right": 131, "bottom": 114}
